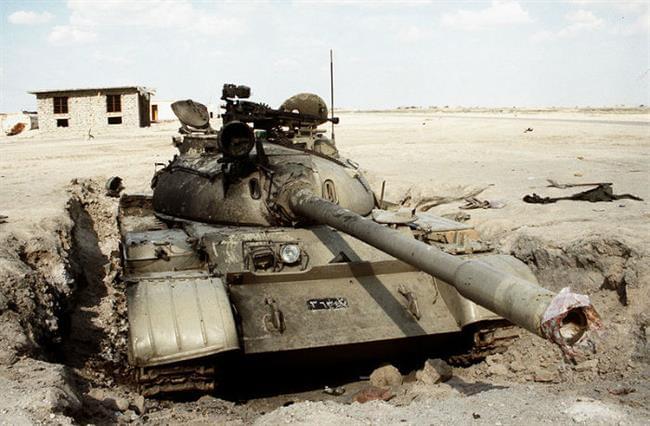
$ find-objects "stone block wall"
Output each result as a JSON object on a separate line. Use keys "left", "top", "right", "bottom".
{"left": 35, "top": 89, "right": 147, "bottom": 133}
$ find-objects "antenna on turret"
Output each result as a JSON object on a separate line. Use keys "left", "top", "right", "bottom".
{"left": 330, "top": 49, "right": 335, "bottom": 144}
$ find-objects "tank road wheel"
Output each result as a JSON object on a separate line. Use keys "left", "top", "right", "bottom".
{"left": 135, "top": 360, "right": 218, "bottom": 397}
{"left": 448, "top": 322, "right": 520, "bottom": 366}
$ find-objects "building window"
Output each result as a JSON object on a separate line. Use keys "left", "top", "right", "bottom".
{"left": 107, "top": 94, "right": 121, "bottom": 113}
{"left": 108, "top": 116, "right": 122, "bottom": 125}
{"left": 53, "top": 97, "right": 68, "bottom": 114}
{"left": 56, "top": 119, "right": 69, "bottom": 127}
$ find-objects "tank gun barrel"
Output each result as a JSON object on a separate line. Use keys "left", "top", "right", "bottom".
{"left": 289, "top": 189, "right": 599, "bottom": 353}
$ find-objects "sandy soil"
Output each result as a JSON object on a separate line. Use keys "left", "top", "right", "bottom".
{"left": 0, "top": 109, "right": 648, "bottom": 424}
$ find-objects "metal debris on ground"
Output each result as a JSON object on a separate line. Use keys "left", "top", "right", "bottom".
{"left": 524, "top": 183, "right": 643, "bottom": 204}
{"left": 105, "top": 176, "right": 124, "bottom": 197}
{"left": 323, "top": 386, "right": 345, "bottom": 396}
{"left": 441, "top": 212, "right": 471, "bottom": 222}
{"left": 371, "top": 208, "right": 415, "bottom": 224}
{"left": 524, "top": 127, "right": 533, "bottom": 133}
{"left": 546, "top": 179, "right": 610, "bottom": 189}
{"left": 398, "top": 186, "right": 487, "bottom": 211}
{"left": 460, "top": 197, "right": 506, "bottom": 209}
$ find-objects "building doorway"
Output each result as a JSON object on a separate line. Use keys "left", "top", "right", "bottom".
{"left": 151, "top": 105, "right": 158, "bottom": 122}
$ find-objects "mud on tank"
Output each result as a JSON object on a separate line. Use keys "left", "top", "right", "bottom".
{"left": 118, "top": 84, "right": 600, "bottom": 395}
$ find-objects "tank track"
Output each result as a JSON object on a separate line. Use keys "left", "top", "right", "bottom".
{"left": 135, "top": 360, "right": 216, "bottom": 397}
{"left": 448, "top": 324, "right": 519, "bottom": 366}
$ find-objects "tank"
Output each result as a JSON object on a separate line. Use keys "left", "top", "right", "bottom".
{"left": 118, "top": 84, "right": 600, "bottom": 395}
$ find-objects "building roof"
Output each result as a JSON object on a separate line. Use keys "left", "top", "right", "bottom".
{"left": 29, "top": 86, "right": 155, "bottom": 96}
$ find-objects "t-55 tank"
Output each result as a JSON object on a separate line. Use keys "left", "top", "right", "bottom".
{"left": 118, "top": 84, "right": 600, "bottom": 395}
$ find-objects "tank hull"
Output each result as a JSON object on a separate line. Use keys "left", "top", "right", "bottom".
{"left": 119, "top": 195, "right": 524, "bottom": 368}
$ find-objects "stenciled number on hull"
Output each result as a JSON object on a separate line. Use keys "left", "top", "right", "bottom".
{"left": 307, "top": 297, "right": 349, "bottom": 311}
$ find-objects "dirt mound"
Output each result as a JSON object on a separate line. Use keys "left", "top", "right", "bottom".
{"left": 0, "top": 210, "right": 81, "bottom": 423}
{"left": 503, "top": 231, "right": 649, "bottom": 361}
{"left": 445, "top": 230, "right": 650, "bottom": 404}
{"left": 505, "top": 233, "right": 647, "bottom": 304}
{"left": 0, "top": 218, "right": 74, "bottom": 364}
{"left": 0, "top": 358, "right": 81, "bottom": 424}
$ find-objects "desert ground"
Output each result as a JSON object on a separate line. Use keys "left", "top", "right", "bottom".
{"left": 0, "top": 109, "right": 648, "bottom": 424}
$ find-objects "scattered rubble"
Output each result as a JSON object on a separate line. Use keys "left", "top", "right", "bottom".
{"left": 369, "top": 364, "right": 403, "bottom": 388}
{"left": 87, "top": 388, "right": 129, "bottom": 412}
{"left": 608, "top": 386, "right": 635, "bottom": 396}
{"left": 487, "top": 362, "right": 509, "bottom": 378}
{"left": 575, "top": 359, "right": 599, "bottom": 372}
{"left": 352, "top": 386, "right": 394, "bottom": 403}
{"left": 132, "top": 394, "right": 146, "bottom": 415}
{"left": 416, "top": 359, "right": 453, "bottom": 385}
{"left": 533, "top": 369, "right": 556, "bottom": 383}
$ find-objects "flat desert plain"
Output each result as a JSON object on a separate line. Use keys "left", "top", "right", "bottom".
{"left": 0, "top": 109, "right": 648, "bottom": 424}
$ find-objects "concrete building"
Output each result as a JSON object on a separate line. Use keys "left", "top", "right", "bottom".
{"left": 149, "top": 99, "right": 177, "bottom": 122}
{"left": 29, "top": 86, "right": 154, "bottom": 132}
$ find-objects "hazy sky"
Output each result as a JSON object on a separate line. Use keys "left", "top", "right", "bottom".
{"left": 1, "top": 0, "right": 648, "bottom": 111}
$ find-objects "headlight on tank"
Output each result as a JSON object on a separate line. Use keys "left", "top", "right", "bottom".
{"left": 280, "top": 244, "right": 301, "bottom": 264}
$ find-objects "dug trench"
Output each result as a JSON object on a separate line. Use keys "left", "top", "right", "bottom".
{"left": 0, "top": 178, "right": 647, "bottom": 424}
